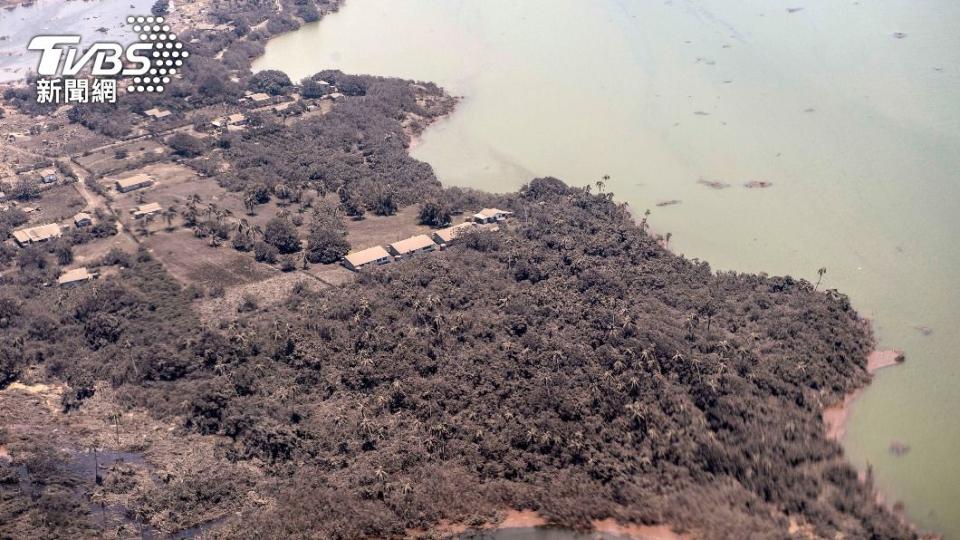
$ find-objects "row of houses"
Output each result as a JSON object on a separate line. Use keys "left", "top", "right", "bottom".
{"left": 343, "top": 208, "right": 512, "bottom": 271}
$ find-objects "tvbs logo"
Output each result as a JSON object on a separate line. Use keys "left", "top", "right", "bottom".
{"left": 28, "top": 15, "right": 188, "bottom": 103}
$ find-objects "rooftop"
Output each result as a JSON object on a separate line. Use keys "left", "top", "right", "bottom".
{"left": 144, "top": 108, "right": 172, "bottom": 118}
{"left": 474, "top": 208, "right": 513, "bottom": 220}
{"left": 390, "top": 234, "right": 436, "bottom": 255}
{"left": 12, "top": 223, "right": 62, "bottom": 244}
{"left": 57, "top": 267, "right": 94, "bottom": 286}
{"left": 116, "top": 173, "right": 153, "bottom": 189}
{"left": 345, "top": 245, "right": 391, "bottom": 267}
{"left": 249, "top": 92, "right": 272, "bottom": 102}
{"left": 433, "top": 222, "right": 476, "bottom": 243}
{"left": 134, "top": 202, "right": 163, "bottom": 216}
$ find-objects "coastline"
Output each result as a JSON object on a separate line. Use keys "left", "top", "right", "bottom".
{"left": 410, "top": 509, "right": 690, "bottom": 540}
{"left": 822, "top": 349, "right": 905, "bottom": 442}
{"left": 0, "top": 0, "right": 939, "bottom": 538}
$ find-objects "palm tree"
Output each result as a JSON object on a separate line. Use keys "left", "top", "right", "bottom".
{"left": 163, "top": 206, "right": 176, "bottom": 231}
{"left": 596, "top": 174, "right": 610, "bottom": 194}
{"left": 815, "top": 267, "right": 827, "bottom": 291}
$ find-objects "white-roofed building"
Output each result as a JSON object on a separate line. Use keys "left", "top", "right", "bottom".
{"left": 116, "top": 173, "right": 153, "bottom": 193}
{"left": 473, "top": 208, "right": 513, "bottom": 224}
{"left": 132, "top": 202, "right": 163, "bottom": 218}
{"left": 343, "top": 245, "right": 392, "bottom": 271}
{"left": 12, "top": 223, "right": 62, "bottom": 246}
{"left": 431, "top": 222, "right": 476, "bottom": 246}
{"left": 388, "top": 235, "right": 437, "bottom": 258}
{"left": 58, "top": 267, "right": 96, "bottom": 287}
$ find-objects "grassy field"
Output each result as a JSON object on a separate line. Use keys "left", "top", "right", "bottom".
{"left": 19, "top": 183, "right": 87, "bottom": 226}
{"left": 78, "top": 140, "right": 168, "bottom": 177}
{"left": 143, "top": 229, "right": 277, "bottom": 288}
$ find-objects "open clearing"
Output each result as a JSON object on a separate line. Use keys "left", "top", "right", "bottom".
{"left": 77, "top": 139, "right": 169, "bottom": 177}
{"left": 143, "top": 229, "right": 277, "bottom": 288}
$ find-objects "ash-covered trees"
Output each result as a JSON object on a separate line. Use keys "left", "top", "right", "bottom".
{"left": 168, "top": 133, "right": 207, "bottom": 158}
{"left": 305, "top": 205, "right": 350, "bottom": 264}
{"left": 263, "top": 217, "right": 301, "bottom": 254}
{"left": 248, "top": 70, "right": 293, "bottom": 96}
{"left": 418, "top": 200, "right": 451, "bottom": 227}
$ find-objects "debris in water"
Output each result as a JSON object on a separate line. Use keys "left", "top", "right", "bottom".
{"left": 656, "top": 199, "right": 682, "bottom": 207}
{"left": 697, "top": 178, "right": 731, "bottom": 190}
{"left": 693, "top": 111, "right": 710, "bottom": 116}
{"left": 744, "top": 181, "right": 773, "bottom": 189}
{"left": 787, "top": 7, "right": 805, "bottom": 14}
{"left": 804, "top": 108, "right": 816, "bottom": 113}
{"left": 889, "top": 441, "right": 910, "bottom": 457}
{"left": 913, "top": 325, "right": 933, "bottom": 336}
{"left": 893, "top": 32, "right": 908, "bottom": 39}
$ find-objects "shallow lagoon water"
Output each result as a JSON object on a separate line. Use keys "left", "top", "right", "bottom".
{"left": 256, "top": 1, "right": 960, "bottom": 536}
{"left": 0, "top": 0, "right": 154, "bottom": 82}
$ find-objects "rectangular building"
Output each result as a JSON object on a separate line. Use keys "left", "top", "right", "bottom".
{"left": 37, "top": 168, "right": 58, "bottom": 184}
{"left": 57, "top": 267, "right": 95, "bottom": 287}
{"left": 144, "top": 108, "right": 172, "bottom": 119}
{"left": 116, "top": 173, "right": 153, "bottom": 193}
{"left": 343, "top": 245, "right": 392, "bottom": 271}
{"left": 12, "top": 223, "right": 62, "bottom": 246}
{"left": 133, "top": 202, "right": 163, "bottom": 218}
{"left": 432, "top": 222, "right": 476, "bottom": 247}
{"left": 473, "top": 208, "right": 513, "bottom": 224}
{"left": 388, "top": 234, "right": 437, "bottom": 258}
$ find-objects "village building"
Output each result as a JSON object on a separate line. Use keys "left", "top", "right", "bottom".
{"left": 37, "top": 168, "right": 58, "bottom": 184}
{"left": 12, "top": 223, "right": 61, "bottom": 246}
{"left": 116, "top": 173, "right": 153, "bottom": 193}
{"left": 213, "top": 113, "right": 247, "bottom": 129}
{"left": 248, "top": 92, "right": 272, "bottom": 104}
{"left": 343, "top": 245, "right": 392, "bottom": 271}
{"left": 57, "top": 267, "right": 96, "bottom": 287}
{"left": 327, "top": 92, "right": 344, "bottom": 101}
{"left": 132, "top": 202, "right": 163, "bottom": 218}
{"left": 473, "top": 208, "right": 513, "bottom": 224}
{"left": 144, "top": 108, "right": 172, "bottom": 120}
{"left": 432, "top": 222, "right": 477, "bottom": 247}
{"left": 388, "top": 235, "right": 437, "bottom": 259}
{"left": 73, "top": 212, "right": 93, "bottom": 227}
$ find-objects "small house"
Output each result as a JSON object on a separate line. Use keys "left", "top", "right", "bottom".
{"left": 144, "top": 108, "right": 172, "bottom": 120}
{"left": 432, "top": 222, "right": 476, "bottom": 247}
{"left": 73, "top": 212, "right": 93, "bottom": 227}
{"left": 132, "top": 202, "right": 163, "bottom": 218}
{"left": 57, "top": 267, "right": 96, "bottom": 287}
{"left": 343, "top": 245, "right": 392, "bottom": 271}
{"left": 116, "top": 173, "right": 153, "bottom": 193}
{"left": 12, "top": 223, "right": 62, "bottom": 246}
{"left": 37, "top": 168, "right": 58, "bottom": 184}
{"left": 473, "top": 208, "right": 513, "bottom": 224}
{"left": 388, "top": 235, "right": 437, "bottom": 259}
{"left": 248, "top": 92, "right": 272, "bottom": 104}
{"left": 327, "top": 92, "right": 344, "bottom": 101}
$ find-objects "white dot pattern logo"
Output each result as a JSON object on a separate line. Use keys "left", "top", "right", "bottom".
{"left": 125, "top": 15, "right": 186, "bottom": 94}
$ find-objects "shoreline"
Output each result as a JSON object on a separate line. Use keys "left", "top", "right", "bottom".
{"left": 822, "top": 349, "right": 905, "bottom": 442}
{"left": 410, "top": 509, "right": 690, "bottom": 540}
